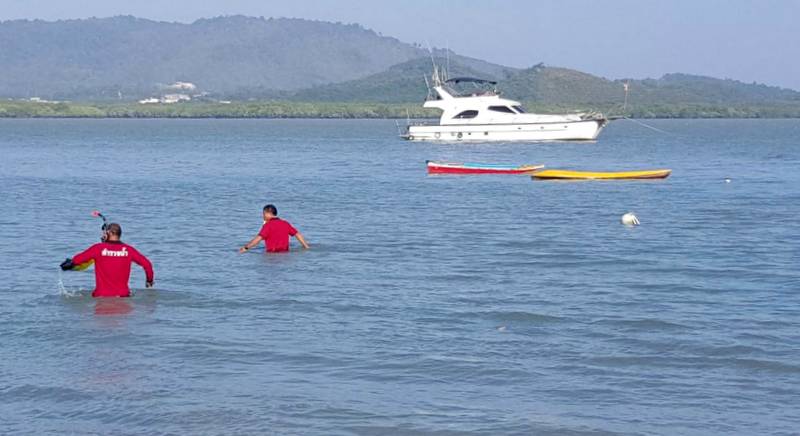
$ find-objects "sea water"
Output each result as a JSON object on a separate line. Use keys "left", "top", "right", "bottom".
{"left": 0, "top": 119, "right": 798, "bottom": 435}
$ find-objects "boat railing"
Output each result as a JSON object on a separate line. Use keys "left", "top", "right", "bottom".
{"left": 406, "top": 120, "right": 437, "bottom": 127}
{"left": 449, "top": 88, "right": 499, "bottom": 98}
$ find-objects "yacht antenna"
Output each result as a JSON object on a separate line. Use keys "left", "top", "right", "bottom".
{"left": 426, "top": 41, "right": 441, "bottom": 85}
{"left": 622, "top": 80, "right": 630, "bottom": 114}
{"left": 431, "top": 63, "right": 442, "bottom": 87}
{"left": 445, "top": 40, "right": 450, "bottom": 81}
{"left": 424, "top": 74, "right": 432, "bottom": 99}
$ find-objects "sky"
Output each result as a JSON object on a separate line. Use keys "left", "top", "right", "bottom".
{"left": 3, "top": 0, "right": 799, "bottom": 90}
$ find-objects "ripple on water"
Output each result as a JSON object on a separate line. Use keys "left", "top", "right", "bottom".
{"left": 478, "top": 310, "right": 569, "bottom": 325}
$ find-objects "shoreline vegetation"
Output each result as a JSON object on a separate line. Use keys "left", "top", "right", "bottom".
{"left": 1, "top": 100, "right": 799, "bottom": 119}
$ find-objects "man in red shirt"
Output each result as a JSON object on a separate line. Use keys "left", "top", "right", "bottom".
{"left": 239, "top": 204, "right": 309, "bottom": 253}
{"left": 61, "top": 223, "right": 154, "bottom": 298}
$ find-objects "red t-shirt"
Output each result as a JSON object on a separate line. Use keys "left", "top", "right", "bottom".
{"left": 71, "top": 241, "right": 154, "bottom": 298}
{"left": 259, "top": 218, "right": 298, "bottom": 252}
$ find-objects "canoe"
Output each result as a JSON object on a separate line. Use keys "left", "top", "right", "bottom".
{"left": 427, "top": 160, "right": 544, "bottom": 175}
{"left": 532, "top": 169, "right": 671, "bottom": 180}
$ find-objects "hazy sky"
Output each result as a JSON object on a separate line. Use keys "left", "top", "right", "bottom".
{"left": 3, "top": 0, "right": 799, "bottom": 90}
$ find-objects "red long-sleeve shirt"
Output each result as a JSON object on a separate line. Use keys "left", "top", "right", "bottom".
{"left": 71, "top": 241, "right": 154, "bottom": 298}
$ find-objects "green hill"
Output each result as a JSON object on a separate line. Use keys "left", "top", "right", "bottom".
{"left": 283, "top": 57, "right": 515, "bottom": 103}
{"left": 289, "top": 60, "right": 800, "bottom": 117}
{"left": 502, "top": 67, "right": 800, "bottom": 112}
{"left": 501, "top": 65, "right": 621, "bottom": 104}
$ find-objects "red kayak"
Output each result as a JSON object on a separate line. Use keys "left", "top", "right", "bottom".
{"left": 427, "top": 160, "right": 544, "bottom": 175}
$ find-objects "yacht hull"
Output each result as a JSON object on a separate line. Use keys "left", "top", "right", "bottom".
{"left": 405, "top": 119, "right": 606, "bottom": 142}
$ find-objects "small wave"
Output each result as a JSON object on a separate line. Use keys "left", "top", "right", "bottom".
{"left": 1, "top": 384, "right": 87, "bottom": 402}
{"left": 593, "top": 318, "right": 691, "bottom": 331}
{"left": 480, "top": 310, "right": 567, "bottom": 324}
{"left": 426, "top": 273, "right": 483, "bottom": 283}
{"left": 704, "top": 344, "right": 765, "bottom": 357}
{"left": 587, "top": 355, "right": 668, "bottom": 368}
{"left": 731, "top": 358, "right": 800, "bottom": 374}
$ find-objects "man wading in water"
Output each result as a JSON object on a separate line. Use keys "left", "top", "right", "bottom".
{"left": 239, "top": 204, "right": 310, "bottom": 253}
{"left": 61, "top": 223, "right": 154, "bottom": 298}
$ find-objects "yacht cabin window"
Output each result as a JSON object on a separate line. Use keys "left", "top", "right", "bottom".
{"left": 488, "top": 106, "right": 516, "bottom": 114}
{"left": 453, "top": 110, "right": 479, "bottom": 119}
{"left": 512, "top": 105, "right": 526, "bottom": 113}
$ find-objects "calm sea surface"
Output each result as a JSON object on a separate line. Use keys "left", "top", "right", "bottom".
{"left": 0, "top": 119, "right": 798, "bottom": 435}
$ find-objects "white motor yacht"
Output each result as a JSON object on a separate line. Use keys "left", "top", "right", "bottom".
{"left": 404, "top": 68, "right": 607, "bottom": 142}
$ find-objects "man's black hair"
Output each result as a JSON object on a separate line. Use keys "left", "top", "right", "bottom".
{"left": 263, "top": 204, "right": 278, "bottom": 215}
{"left": 106, "top": 223, "right": 122, "bottom": 237}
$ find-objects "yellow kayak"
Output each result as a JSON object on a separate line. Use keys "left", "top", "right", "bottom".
{"left": 532, "top": 169, "right": 671, "bottom": 180}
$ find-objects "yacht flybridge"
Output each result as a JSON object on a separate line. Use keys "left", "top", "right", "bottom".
{"left": 404, "top": 67, "right": 607, "bottom": 142}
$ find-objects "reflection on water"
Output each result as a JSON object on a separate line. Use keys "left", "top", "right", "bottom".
{"left": 93, "top": 298, "right": 134, "bottom": 316}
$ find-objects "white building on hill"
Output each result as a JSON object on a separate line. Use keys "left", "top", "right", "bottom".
{"left": 162, "top": 94, "right": 191, "bottom": 103}
{"left": 168, "top": 82, "right": 197, "bottom": 91}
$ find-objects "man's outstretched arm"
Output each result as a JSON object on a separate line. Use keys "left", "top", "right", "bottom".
{"left": 130, "top": 247, "right": 155, "bottom": 288}
{"left": 239, "top": 235, "right": 263, "bottom": 253}
{"left": 294, "top": 232, "right": 310, "bottom": 249}
{"left": 68, "top": 245, "right": 97, "bottom": 267}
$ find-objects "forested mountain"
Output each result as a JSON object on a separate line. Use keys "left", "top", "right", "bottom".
{"left": 0, "top": 15, "right": 510, "bottom": 100}
{"left": 0, "top": 16, "right": 416, "bottom": 98}
{"left": 1, "top": 15, "right": 798, "bottom": 117}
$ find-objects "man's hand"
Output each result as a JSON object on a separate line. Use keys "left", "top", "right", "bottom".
{"left": 239, "top": 235, "right": 262, "bottom": 254}
{"left": 60, "top": 258, "right": 74, "bottom": 271}
{"left": 145, "top": 280, "right": 154, "bottom": 288}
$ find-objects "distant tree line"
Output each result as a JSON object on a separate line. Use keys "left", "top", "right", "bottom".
{"left": 2, "top": 100, "right": 799, "bottom": 119}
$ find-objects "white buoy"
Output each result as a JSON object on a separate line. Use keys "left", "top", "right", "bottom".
{"left": 621, "top": 212, "right": 640, "bottom": 226}
{"left": 725, "top": 178, "right": 731, "bottom": 183}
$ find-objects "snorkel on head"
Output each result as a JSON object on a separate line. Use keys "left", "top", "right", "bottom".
{"left": 92, "top": 210, "right": 110, "bottom": 241}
